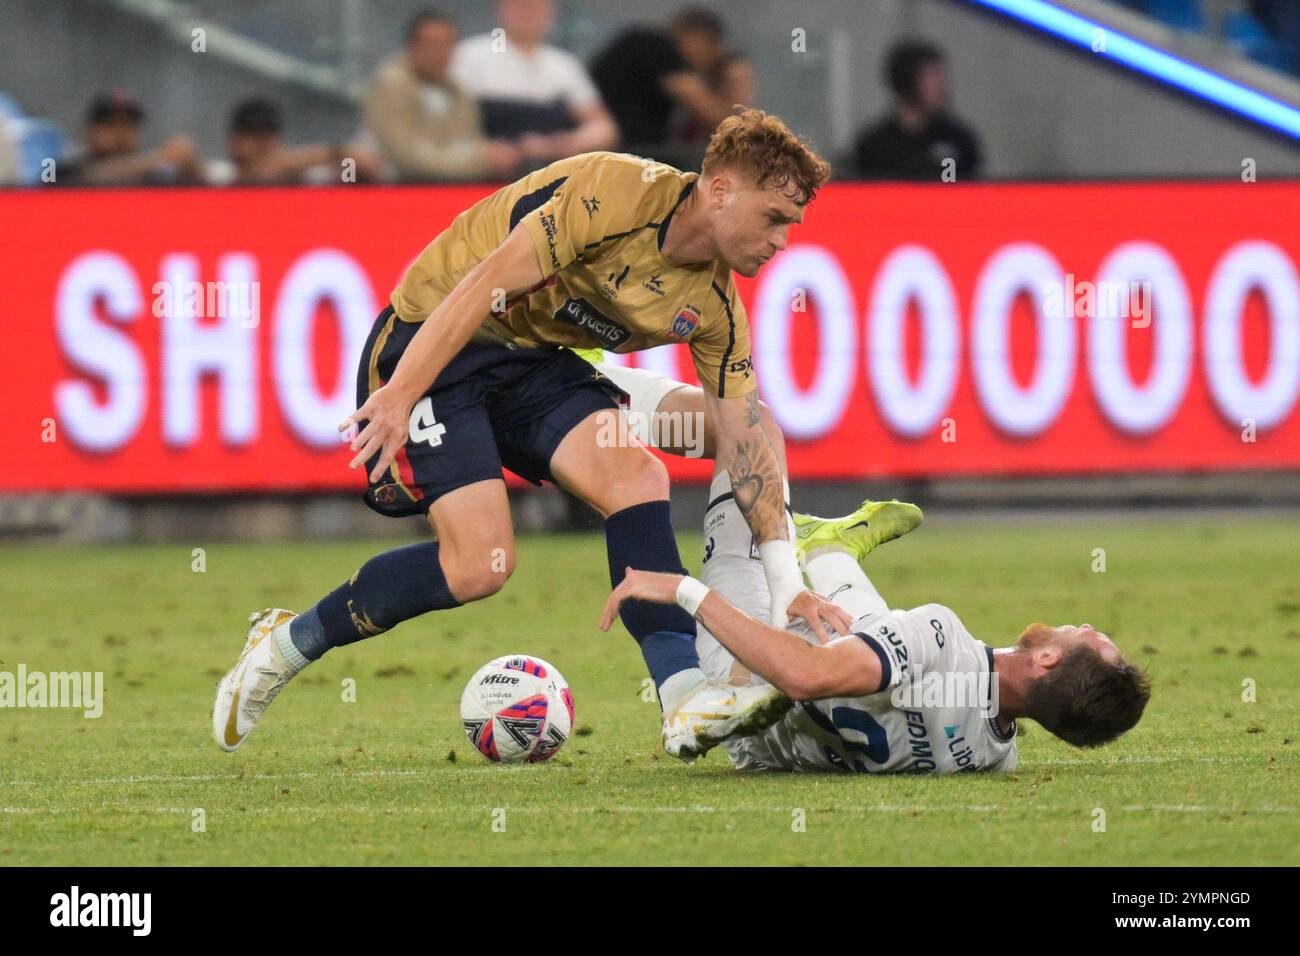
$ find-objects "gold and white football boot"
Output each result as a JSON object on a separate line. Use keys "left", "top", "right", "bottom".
{"left": 212, "top": 608, "right": 305, "bottom": 752}
{"left": 661, "top": 678, "right": 792, "bottom": 763}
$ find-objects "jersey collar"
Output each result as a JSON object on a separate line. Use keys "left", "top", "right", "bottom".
{"left": 656, "top": 177, "right": 702, "bottom": 268}
{"left": 985, "top": 645, "right": 1017, "bottom": 743}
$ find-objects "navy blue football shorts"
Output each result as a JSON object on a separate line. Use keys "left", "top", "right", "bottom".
{"left": 355, "top": 306, "right": 625, "bottom": 517}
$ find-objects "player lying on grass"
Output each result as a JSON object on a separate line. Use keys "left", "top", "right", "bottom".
{"left": 600, "top": 482, "right": 1152, "bottom": 771}
{"left": 214, "top": 109, "right": 841, "bottom": 759}
{"left": 584, "top": 357, "right": 925, "bottom": 757}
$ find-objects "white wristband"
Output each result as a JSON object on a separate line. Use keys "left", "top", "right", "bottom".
{"left": 675, "top": 576, "right": 711, "bottom": 617}
{"left": 758, "top": 539, "right": 803, "bottom": 596}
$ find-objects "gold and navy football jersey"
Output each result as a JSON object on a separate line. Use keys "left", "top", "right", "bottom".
{"left": 391, "top": 151, "right": 754, "bottom": 398}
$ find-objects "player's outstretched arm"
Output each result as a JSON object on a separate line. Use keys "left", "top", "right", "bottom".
{"left": 600, "top": 569, "right": 874, "bottom": 701}
{"left": 340, "top": 225, "right": 545, "bottom": 481}
{"left": 704, "top": 389, "right": 848, "bottom": 641}
{"left": 706, "top": 390, "right": 788, "bottom": 543}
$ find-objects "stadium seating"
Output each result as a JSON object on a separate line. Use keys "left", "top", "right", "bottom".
{"left": 1115, "top": 0, "right": 1297, "bottom": 76}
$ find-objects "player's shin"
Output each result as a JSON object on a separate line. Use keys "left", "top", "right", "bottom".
{"left": 287, "top": 541, "right": 462, "bottom": 660}
{"left": 604, "top": 500, "right": 705, "bottom": 710}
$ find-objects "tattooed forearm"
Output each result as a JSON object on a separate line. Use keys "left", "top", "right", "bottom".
{"left": 725, "top": 437, "right": 787, "bottom": 542}
{"left": 708, "top": 389, "right": 790, "bottom": 544}
{"left": 730, "top": 441, "right": 765, "bottom": 515}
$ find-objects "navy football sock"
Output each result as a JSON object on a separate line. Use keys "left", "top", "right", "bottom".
{"left": 605, "top": 500, "right": 701, "bottom": 688}
{"left": 638, "top": 631, "right": 703, "bottom": 693}
{"left": 288, "top": 541, "right": 461, "bottom": 660}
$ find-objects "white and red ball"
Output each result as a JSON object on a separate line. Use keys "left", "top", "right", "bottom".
{"left": 460, "top": 655, "right": 574, "bottom": 764}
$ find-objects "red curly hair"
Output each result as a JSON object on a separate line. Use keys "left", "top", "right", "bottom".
{"left": 702, "top": 108, "right": 831, "bottom": 205}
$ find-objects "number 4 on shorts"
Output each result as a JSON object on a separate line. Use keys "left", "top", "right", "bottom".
{"left": 408, "top": 397, "right": 447, "bottom": 448}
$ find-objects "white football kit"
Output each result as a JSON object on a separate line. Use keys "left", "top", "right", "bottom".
{"left": 694, "top": 473, "right": 1019, "bottom": 774}
{"left": 596, "top": 361, "right": 1018, "bottom": 774}
{"left": 726, "top": 607, "right": 1019, "bottom": 774}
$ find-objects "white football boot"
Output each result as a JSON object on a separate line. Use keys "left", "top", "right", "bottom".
{"left": 212, "top": 608, "right": 304, "bottom": 752}
{"left": 662, "top": 679, "right": 793, "bottom": 762}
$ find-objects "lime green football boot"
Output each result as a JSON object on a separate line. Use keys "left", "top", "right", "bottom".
{"left": 568, "top": 346, "right": 606, "bottom": 365}
{"left": 793, "top": 499, "right": 924, "bottom": 567}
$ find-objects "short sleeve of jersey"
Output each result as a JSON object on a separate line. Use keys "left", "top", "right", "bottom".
{"left": 857, "top": 604, "right": 955, "bottom": 693}
{"left": 853, "top": 632, "right": 895, "bottom": 695}
{"left": 518, "top": 157, "right": 649, "bottom": 281}
{"left": 691, "top": 272, "right": 755, "bottom": 398}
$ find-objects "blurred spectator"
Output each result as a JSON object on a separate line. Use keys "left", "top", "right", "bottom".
{"left": 0, "top": 92, "right": 68, "bottom": 185}
{"left": 1249, "top": 1, "right": 1300, "bottom": 74}
{"left": 590, "top": 16, "right": 735, "bottom": 163}
{"left": 62, "top": 92, "right": 204, "bottom": 185}
{"left": 207, "top": 98, "right": 380, "bottom": 185}
{"left": 365, "top": 9, "right": 520, "bottom": 181}
{"left": 667, "top": 8, "right": 755, "bottom": 146}
{"left": 853, "top": 40, "right": 982, "bottom": 181}
{"left": 450, "top": 0, "right": 617, "bottom": 169}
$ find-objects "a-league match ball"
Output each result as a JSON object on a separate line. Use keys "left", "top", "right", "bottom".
{"left": 460, "top": 655, "right": 574, "bottom": 764}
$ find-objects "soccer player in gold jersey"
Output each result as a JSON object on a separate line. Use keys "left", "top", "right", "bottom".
{"left": 214, "top": 110, "right": 849, "bottom": 760}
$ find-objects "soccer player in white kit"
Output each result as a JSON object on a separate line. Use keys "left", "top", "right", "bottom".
{"left": 595, "top": 362, "right": 1151, "bottom": 773}
{"left": 689, "top": 482, "right": 1019, "bottom": 774}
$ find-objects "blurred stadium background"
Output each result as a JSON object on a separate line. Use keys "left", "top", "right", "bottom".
{"left": 2, "top": 0, "right": 1299, "bottom": 542}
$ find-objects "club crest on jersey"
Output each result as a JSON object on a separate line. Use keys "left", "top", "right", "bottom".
{"left": 669, "top": 304, "right": 701, "bottom": 340}
{"left": 371, "top": 483, "right": 414, "bottom": 506}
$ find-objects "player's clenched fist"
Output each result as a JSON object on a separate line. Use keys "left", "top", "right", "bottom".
{"left": 340, "top": 384, "right": 416, "bottom": 482}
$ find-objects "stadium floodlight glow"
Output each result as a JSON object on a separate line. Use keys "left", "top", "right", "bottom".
{"left": 966, "top": 0, "right": 1300, "bottom": 140}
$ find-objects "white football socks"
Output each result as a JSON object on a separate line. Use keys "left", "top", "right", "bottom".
{"left": 273, "top": 620, "right": 311, "bottom": 674}
{"left": 806, "top": 550, "right": 890, "bottom": 620}
{"left": 658, "top": 667, "right": 707, "bottom": 715}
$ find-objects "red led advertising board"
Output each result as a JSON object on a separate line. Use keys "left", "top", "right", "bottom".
{"left": 2, "top": 181, "right": 1296, "bottom": 492}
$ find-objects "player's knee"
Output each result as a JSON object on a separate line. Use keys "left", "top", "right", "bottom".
{"left": 448, "top": 566, "right": 511, "bottom": 603}
{"left": 442, "top": 544, "right": 515, "bottom": 603}
{"left": 622, "top": 448, "right": 670, "bottom": 504}
{"left": 581, "top": 444, "right": 671, "bottom": 514}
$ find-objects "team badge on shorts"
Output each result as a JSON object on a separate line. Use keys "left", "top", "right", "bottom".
{"left": 669, "top": 304, "right": 701, "bottom": 340}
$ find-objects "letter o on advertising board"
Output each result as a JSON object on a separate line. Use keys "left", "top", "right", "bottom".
{"left": 1203, "top": 240, "right": 1300, "bottom": 430}
{"left": 273, "top": 250, "right": 376, "bottom": 447}
{"left": 1088, "top": 242, "right": 1193, "bottom": 434}
{"left": 972, "top": 243, "right": 1075, "bottom": 437}
{"left": 867, "top": 244, "right": 960, "bottom": 438}
{"left": 754, "top": 245, "right": 856, "bottom": 440}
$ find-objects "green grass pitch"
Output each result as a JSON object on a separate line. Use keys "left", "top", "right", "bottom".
{"left": 2, "top": 512, "right": 1297, "bottom": 866}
